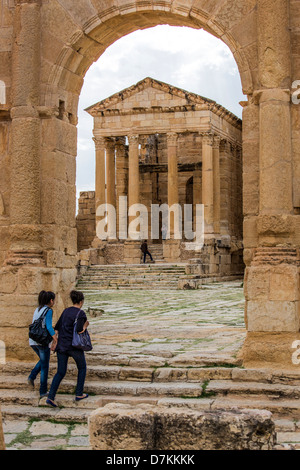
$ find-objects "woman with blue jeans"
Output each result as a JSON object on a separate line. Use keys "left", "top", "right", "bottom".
{"left": 46, "top": 290, "right": 89, "bottom": 407}
{"left": 28, "top": 291, "right": 57, "bottom": 398}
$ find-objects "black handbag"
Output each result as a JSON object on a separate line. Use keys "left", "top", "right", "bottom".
{"left": 72, "top": 311, "right": 93, "bottom": 352}
{"left": 29, "top": 307, "right": 53, "bottom": 346}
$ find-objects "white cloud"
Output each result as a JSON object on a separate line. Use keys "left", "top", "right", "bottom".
{"left": 76, "top": 25, "right": 246, "bottom": 197}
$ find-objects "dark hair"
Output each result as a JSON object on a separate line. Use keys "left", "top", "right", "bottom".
{"left": 38, "top": 291, "right": 56, "bottom": 311}
{"left": 70, "top": 290, "right": 84, "bottom": 305}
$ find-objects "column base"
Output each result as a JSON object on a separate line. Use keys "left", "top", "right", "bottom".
{"left": 241, "top": 332, "right": 300, "bottom": 371}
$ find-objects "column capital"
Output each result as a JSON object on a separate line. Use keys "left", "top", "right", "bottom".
{"left": 220, "top": 138, "right": 231, "bottom": 152}
{"left": 212, "top": 135, "right": 221, "bottom": 149}
{"left": 115, "top": 136, "right": 126, "bottom": 146}
{"left": 166, "top": 132, "right": 178, "bottom": 145}
{"left": 93, "top": 136, "right": 106, "bottom": 150}
{"left": 128, "top": 134, "right": 139, "bottom": 145}
{"left": 105, "top": 137, "right": 116, "bottom": 150}
{"left": 202, "top": 133, "right": 214, "bottom": 146}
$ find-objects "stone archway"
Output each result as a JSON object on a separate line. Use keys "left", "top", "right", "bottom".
{"left": 0, "top": 0, "right": 299, "bottom": 369}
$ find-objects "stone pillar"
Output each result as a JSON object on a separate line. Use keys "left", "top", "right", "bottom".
{"left": 92, "top": 136, "right": 106, "bottom": 245}
{"left": 257, "top": 0, "right": 293, "bottom": 221}
{"left": 128, "top": 134, "right": 140, "bottom": 238}
{"left": 242, "top": 0, "right": 299, "bottom": 369}
{"left": 94, "top": 136, "right": 106, "bottom": 220}
{"left": 193, "top": 169, "right": 202, "bottom": 233}
{"left": 258, "top": 88, "right": 293, "bottom": 219}
{"left": 219, "top": 139, "right": 231, "bottom": 238}
{"left": 241, "top": 97, "right": 259, "bottom": 267}
{"left": 128, "top": 134, "right": 140, "bottom": 209}
{"left": 167, "top": 132, "right": 180, "bottom": 238}
{"left": 115, "top": 136, "right": 128, "bottom": 239}
{"left": 9, "top": 0, "right": 42, "bottom": 260}
{"left": 105, "top": 138, "right": 116, "bottom": 240}
{"left": 213, "top": 135, "right": 221, "bottom": 235}
{"left": 202, "top": 134, "right": 214, "bottom": 235}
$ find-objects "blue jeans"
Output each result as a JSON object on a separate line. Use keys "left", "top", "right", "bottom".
{"left": 29, "top": 345, "right": 51, "bottom": 396}
{"left": 48, "top": 350, "right": 86, "bottom": 401}
{"left": 143, "top": 251, "right": 153, "bottom": 263}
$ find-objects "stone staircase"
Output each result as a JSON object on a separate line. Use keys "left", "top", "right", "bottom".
{"left": 1, "top": 358, "right": 300, "bottom": 448}
{"left": 76, "top": 263, "right": 188, "bottom": 290}
{"left": 146, "top": 243, "right": 164, "bottom": 263}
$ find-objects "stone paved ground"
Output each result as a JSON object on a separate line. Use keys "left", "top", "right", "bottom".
{"left": 3, "top": 280, "right": 246, "bottom": 450}
{"left": 87, "top": 280, "right": 246, "bottom": 367}
{"left": 3, "top": 419, "right": 90, "bottom": 450}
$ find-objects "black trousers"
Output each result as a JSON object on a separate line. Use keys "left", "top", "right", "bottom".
{"left": 143, "top": 250, "right": 153, "bottom": 263}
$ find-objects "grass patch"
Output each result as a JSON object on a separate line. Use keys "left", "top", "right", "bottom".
{"left": 201, "top": 380, "right": 216, "bottom": 398}
{"left": 200, "top": 363, "right": 241, "bottom": 369}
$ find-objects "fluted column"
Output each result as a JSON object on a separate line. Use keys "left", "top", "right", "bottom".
{"left": 167, "top": 132, "right": 179, "bottom": 237}
{"left": 202, "top": 134, "right": 214, "bottom": 234}
{"left": 213, "top": 135, "right": 221, "bottom": 235}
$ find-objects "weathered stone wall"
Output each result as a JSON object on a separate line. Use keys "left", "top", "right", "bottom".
{"left": 89, "top": 404, "right": 276, "bottom": 450}
{"left": 76, "top": 191, "right": 96, "bottom": 252}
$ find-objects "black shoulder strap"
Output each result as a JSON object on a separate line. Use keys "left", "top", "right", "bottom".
{"left": 41, "top": 306, "right": 50, "bottom": 319}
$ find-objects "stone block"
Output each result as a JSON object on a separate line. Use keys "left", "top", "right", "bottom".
{"left": 269, "top": 266, "right": 299, "bottom": 301}
{"left": 0, "top": 267, "right": 18, "bottom": 294}
{"left": 0, "top": 293, "right": 37, "bottom": 328}
{"left": 241, "top": 331, "right": 300, "bottom": 370}
{"left": 247, "top": 300, "right": 299, "bottom": 333}
{"left": 89, "top": 404, "right": 276, "bottom": 450}
{"left": 244, "top": 266, "right": 270, "bottom": 301}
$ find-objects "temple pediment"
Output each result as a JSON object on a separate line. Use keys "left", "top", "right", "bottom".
{"left": 85, "top": 77, "right": 218, "bottom": 116}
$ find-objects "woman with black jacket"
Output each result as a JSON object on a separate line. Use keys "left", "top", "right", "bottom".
{"left": 46, "top": 290, "right": 89, "bottom": 407}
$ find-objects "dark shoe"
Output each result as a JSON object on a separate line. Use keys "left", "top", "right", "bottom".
{"left": 46, "top": 398, "right": 58, "bottom": 408}
{"left": 27, "top": 378, "right": 35, "bottom": 389}
{"left": 75, "top": 394, "right": 89, "bottom": 402}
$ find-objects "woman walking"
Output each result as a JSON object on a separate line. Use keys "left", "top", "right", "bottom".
{"left": 46, "top": 290, "right": 89, "bottom": 407}
{"left": 28, "top": 291, "right": 57, "bottom": 398}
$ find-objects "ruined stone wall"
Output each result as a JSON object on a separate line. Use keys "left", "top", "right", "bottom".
{"left": 76, "top": 191, "right": 96, "bottom": 252}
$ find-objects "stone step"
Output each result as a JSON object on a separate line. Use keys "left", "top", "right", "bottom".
{"left": 155, "top": 396, "right": 300, "bottom": 421}
{"left": 3, "top": 363, "right": 300, "bottom": 386}
{"left": 1, "top": 404, "right": 91, "bottom": 424}
{"left": 0, "top": 363, "right": 235, "bottom": 383}
{"left": 0, "top": 375, "right": 204, "bottom": 398}
{"left": 87, "top": 264, "right": 186, "bottom": 270}
{"left": 4, "top": 371, "right": 300, "bottom": 401}
{"left": 80, "top": 284, "right": 180, "bottom": 288}
{"left": 206, "top": 380, "right": 300, "bottom": 399}
{"left": 2, "top": 398, "right": 300, "bottom": 449}
{"left": 80, "top": 278, "right": 183, "bottom": 282}
{"left": 79, "top": 273, "right": 185, "bottom": 278}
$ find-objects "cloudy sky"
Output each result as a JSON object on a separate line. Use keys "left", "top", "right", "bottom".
{"left": 76, "top": 25, "right": 246, "bottom": 201}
